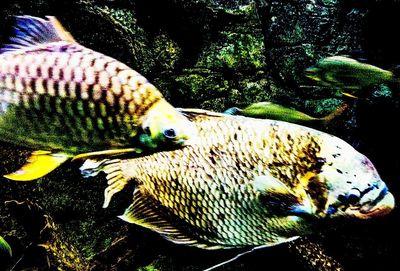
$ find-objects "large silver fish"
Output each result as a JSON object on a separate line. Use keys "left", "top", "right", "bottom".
{"left": 82, "top": 109, "right": 395, "bottom": 249}
{"left": 0, "top": 16, "right": 196, "bottom": 181}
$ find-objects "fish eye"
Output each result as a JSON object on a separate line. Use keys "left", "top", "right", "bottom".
{"left": 163, "top": 128, "right": 177, "bottom": 139}
{"left": 347, "top": 189, "right": 361, "bottom": 205}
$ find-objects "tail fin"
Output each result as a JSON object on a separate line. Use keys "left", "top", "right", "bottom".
{"left": 321, "top": 103, "right": 349, "bottom": 124}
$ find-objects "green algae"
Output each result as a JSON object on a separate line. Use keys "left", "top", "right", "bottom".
{"left": 196, "top": 32, "right": 265, "bottom": 71}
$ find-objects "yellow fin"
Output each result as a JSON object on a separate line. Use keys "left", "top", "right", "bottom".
{"left": 320, "top": 103, "right": 349, "bottom": 123}
{"left": 342, "top": 92, "right": 359, "bottom": 99}
{"left": 4, "top": 152, "right": 70, "bottom": 181}
{"left": 72, "top": 148, "right": 141, "bottom": 161}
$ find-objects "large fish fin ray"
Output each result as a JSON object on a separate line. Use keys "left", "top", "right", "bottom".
{"left": 0, "top": 15, "right": 75, "bottom": 54}
{"left": 119, "top": 188, "right": 224, "bottom": 249}
{"left": 253, "top": 174, "right": 294, "bottom": 195}
{"left": 3, "top": 151, "right": 70, "bottom": 181}
{"left": 79, "top": 158, "right": 131, "bottom": 208}
{"left": 253, "top": 174, "right": 313, "bottom": 215}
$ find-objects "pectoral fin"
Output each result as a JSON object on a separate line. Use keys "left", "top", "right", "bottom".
{"left": 79, "top": 159, "right": 130, "bottom": 208}
{"left": 0, "top": 236, "right": 12, "bottom": 257}
{"left": 254, "top": 175, "right": 312, "bottom": 215}
{"left": 3, "top": 151, "right": 70, "bottom": 181}
{"left": 253, "top": 175, "right": 293, "bottom": 195}
{"left": 120, "top": 188, "right": 223, "bottom": 249}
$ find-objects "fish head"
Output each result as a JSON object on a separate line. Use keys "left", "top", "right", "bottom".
{"left": 141, "top": 99, "right": 198, "bottom": 148}
{"left": 316, "top": 136, "right": 395, "bottom": 219}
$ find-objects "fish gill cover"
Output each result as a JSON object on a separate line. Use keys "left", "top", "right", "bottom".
{"left": 0, "top": 0, "right": 399, "bottom": 271}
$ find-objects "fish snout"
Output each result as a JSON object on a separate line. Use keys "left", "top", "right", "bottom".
{"left": 347, "top": 189, "right": 395, "bottom": 219}
{"left": 358, "top": 191, "right": 395, "bottom": 219}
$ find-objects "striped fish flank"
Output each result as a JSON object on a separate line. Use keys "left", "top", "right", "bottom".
{"left": 0, "top": 16, "right": 197, "bottom": 181}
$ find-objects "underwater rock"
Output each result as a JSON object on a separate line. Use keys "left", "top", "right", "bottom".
{"left": 0, "top": 0, "right": 400, "bottom": 271}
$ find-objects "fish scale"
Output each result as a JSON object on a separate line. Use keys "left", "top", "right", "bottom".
{"left": 0, "top": 47, "right": 163, "bottom": 151}
{"left": 3, "top": 38, "right": 165, "bottom": 149}
{"left": 103, "top": 113, "right": 323, "bottom": 247}
{"left": 0, "top": 16, "right": 196, "bottom": 182}
{"left": 81, "top": 109, "right": 394, "bottom": 249}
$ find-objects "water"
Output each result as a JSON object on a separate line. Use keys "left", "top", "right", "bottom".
{"left": 0, "top": 0, "right": 400, "bottom": 270}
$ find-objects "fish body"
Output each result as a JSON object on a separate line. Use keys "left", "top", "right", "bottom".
{"left": 224, "top": 102, "right": 347, "bottom": 124}
{"left": 305, "top": 56, "right": 393, "bottom": 96}
{"left": 82, "top": 110, "right": 394, "bottom": 249}
{"left": 0, "top": 16, "right": 196, "bottom": 180}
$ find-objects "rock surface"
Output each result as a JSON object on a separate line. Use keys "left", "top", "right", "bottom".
{"left": 1, "top": 0, "right": 400, "bottom": 270}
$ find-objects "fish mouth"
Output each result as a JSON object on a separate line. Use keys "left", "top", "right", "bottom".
{"left": 350, "top": 192, "right": 395, "bottom": 219}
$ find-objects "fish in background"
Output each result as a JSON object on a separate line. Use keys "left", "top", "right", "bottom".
{"left": 0, "top": 16, "right": 197, "bottom": 181}
{"left": 305, "top": 55, "right": 396, "bottom": 98}
{"left": 224, "top": 101, "right": 348, "bottom": 125}
{"left": 81, "top": 109, "right": 394, "bottom": 253}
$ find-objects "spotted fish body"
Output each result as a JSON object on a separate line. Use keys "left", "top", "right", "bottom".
{"left": 83, "top": 110, "right": 394, "bottom": 249}
{"left": 0, "top": 16, "right": 196, "bottom": 181}
{"left": 0, "top": 43, "right": 162, "bottom": 151}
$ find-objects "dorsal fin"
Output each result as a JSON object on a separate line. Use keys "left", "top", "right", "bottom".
{"left": 1, "top": 15, "right": 75, "bottom": 53}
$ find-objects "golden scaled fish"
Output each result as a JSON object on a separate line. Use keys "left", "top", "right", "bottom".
{"left": 0, "top": 16, "right": 196, "bottom": 181}
{"left": 305, "top": 55, "right": 394, "bottom": 98}
{"left": 81, "top": 109, "right": 394, "bottom": 249}
{"left": 224, "top": 101, "right": 348, "bottom": 125}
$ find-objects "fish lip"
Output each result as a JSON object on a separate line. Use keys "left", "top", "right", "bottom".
{"left": 351, "top": 192, "right": 395, "bottom": 219}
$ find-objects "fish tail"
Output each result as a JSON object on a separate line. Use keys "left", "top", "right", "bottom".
{"left": 321, "top": 103, "right": 349, "bottom": 124}
{"left": 391, "top": 65, "right": 400, "bottom": 84}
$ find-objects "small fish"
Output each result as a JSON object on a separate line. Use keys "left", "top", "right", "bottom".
{"left": 81, "top": 109, "right": 394, "bottom": 250}
{"left": 0, "top": 235, "right": 12, "bottom": 257}
{"left": 0, "top": 16, "right": 196, "bottom": 181}
{"left": 224, "top": 102, "right": 348, "bottom": 125}
{"left": 305, "top": 56, "right": 394, "bottom": 98}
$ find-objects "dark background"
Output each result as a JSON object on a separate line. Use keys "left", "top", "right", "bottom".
{"left": 1, "top": 0, "right": 400, "bottom": 270}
